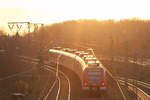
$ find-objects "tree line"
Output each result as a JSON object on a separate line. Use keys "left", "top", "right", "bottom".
{"left": 1, "top": 19, "right": 150, "bottom": 61}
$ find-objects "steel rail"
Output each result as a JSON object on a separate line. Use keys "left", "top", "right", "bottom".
{"left": 0, "top": 60, "right": 42, "bottom": 81}
{"left": 20, "top": 57, "right": 61, "bottom": 100}
{"left": 42, "top": 67, "right": 61, "bottom": 100}
{"left": 56, "top": 76, "right": 61, "bottom": 100}
{"left": 18, "top": 56, "right": 59, "bottom": 100}
{"left": 74, "top": 44, "right": 150, "bottom": 99}
{"left": 43, "top": 79, "right": 58, "bottom": 100}
{"left": 45, "top": 65, "right": 71, "bottom": 100}
{"left": 19, "top": 56, "right": 70, "bottom": 100}
{"left": 0, "top": 55, "right": 59, "bottom": 100}
{"left": 89, "top": 48, "right": 127, "bottom": 100}
{"left": 116, "top": 77, "right": 150, "bottom": 90}
{"left": 118, "top": 80, "right": 150, "bottom": 100}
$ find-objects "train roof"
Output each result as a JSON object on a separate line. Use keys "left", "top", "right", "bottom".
{"left": 49, "top": 49, "right": 104, "bottom": 70}
{"left": 49, "top": 49, "right": 87, "bottom": 70}
{"left": 53, "top": 46, "right": 62, "bottom": 50}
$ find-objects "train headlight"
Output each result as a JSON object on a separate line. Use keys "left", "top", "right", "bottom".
{"left": 101, "top": 82, "right": 105, "bottom": 86}
{"left": 84, "top": 82, "right": 87, "bottom": 86}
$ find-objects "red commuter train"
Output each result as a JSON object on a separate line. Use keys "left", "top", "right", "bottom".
{"left": 49, "top": 48, "right": 106, "bottom": 91}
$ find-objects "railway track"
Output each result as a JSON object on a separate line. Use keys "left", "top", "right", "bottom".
{"left": 116, "top": 77, "right": 150, "bottom": 90}
{"left": 118, "top": 80, "right": 150, "bottom": 100}
{"left": 76, "top": 43, "right": 150, "bottom": 100}
{"left": 116, "top": 77, "right": 150, "bottom": 98}
{"left": 101, "top": 59, "right": 150, "bottom": 100}
{"left": 0, "top": 54, "right": 70, "bottom": 100}
{"left": 88, "top": 48, "right": 127, "bottom": 100}
{"left": 43, "top": 65, "right": 71, "bottom": 100}
{"left": 55, "top": 44, "right": 128, "bottom": 100}
{"left": 1, "top": 48, "right": 143, "bottom": 100}
{"left": 19, "top": 56, "right": 71, "bottom": 100}
{"left": 16, "top": 56, "right": 59, "bottom": 100}
{"left": 41, "top": 68, "right": 59, "bottom": 100}
{"left": 54, "top": 44, "right": 149, "bottom": 100}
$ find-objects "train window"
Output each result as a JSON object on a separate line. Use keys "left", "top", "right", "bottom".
{"left": 87, "top": 71, "right": 101, "bottom": 75}
{"left": 87, "top": 71, "right": 101, "bottom": 84}
{"left": 87, "top": 61, "right": 97, "bottom": 66}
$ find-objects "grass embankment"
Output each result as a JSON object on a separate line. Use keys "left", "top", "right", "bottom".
{"left": 102, "top": 60, "right": 150, "bottom": 83}
{"left": 0, "top": 54, "right": 55, "bottom": 100}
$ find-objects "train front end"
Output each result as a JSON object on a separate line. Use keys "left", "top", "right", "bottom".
{"left": 82, "top": 63, "right": 106, "bottom": 91}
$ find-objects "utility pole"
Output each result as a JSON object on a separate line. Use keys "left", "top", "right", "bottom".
{"left": 109, "top": 36, "right": 114, "bottom": 62}
{"left": 56, "top": 54, "right": 62, "bottom": 77}
{"left": 8, "top": 22, "right": 29, "bottom": 36}
{"left": 124, "top": 41, "right": 128, "bottom": 62}
{"left": 8, "top": 22, "right": 44, "bottom": 46}
{"left": 8, "top": 22, "right": 44, "bottom": 56}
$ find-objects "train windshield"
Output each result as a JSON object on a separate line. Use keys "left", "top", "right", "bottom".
{"left": 87, "top": 71, "right": 101, "bottom": 84}
{"left": 87, "top": 61, "right": 99, "bottom": 66}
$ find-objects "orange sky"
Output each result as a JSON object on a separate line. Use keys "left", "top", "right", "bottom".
{"left": 0, "top": 0, "right": 150, "bottom": 32}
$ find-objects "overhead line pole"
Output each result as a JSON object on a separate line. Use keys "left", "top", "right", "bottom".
{"left": 56, "top": 54, "right": 62, "bottom": 77}
{"left": 8, "top": 22, "right": 44, "bottom": 35}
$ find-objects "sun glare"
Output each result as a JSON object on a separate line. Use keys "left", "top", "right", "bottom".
{"left": 24, "top": 0, "right": 150, "bottom": 20}
{"left": 0, "top": 0, "right": 150, "bottom": 29}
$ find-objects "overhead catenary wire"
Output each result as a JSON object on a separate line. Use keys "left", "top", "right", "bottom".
{"left": 90, "top": 48, "right": 127, "bottom": 100}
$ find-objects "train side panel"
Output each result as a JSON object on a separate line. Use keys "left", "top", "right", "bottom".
{"left": 49, "top": 49, "right": 106, "bottom": 91}
{"left": 49, "top": 50, "right": 84, "bottom": 82}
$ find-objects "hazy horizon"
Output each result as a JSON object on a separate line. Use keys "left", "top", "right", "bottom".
{"left": 1, "top": 0, "right": 150, "bottom": 32}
